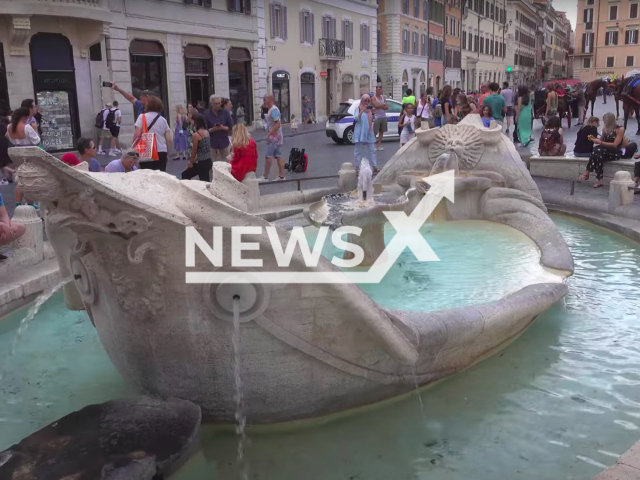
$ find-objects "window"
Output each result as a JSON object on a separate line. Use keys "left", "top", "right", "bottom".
{"left": 626, "top": 29, "right": 639, "bottom": 44}
{"left": 582, "top": 32, "right": 594, "bottom": 53}
{"left": 587, "top": 0, "right": 594, "bottom": 4}
{"left": 300, "top": 10, "right": 314, "bottom": 44}
{"left": 429, "top": 1, "right": 445, "bottom": 24}
{"left": 412, "top": 31, "right": 419, "bottom": 54}
{"left": 423, "top": 0, "right": 429, "bottom": 20}
{"left": 583, "top": 58, "right": 591, "bottom": 68}
{"left": 421, "top": 33, "right": 428, "bottom": 56}
{"left": 547, "top": 19, "right": 553, "bottom": 28}
{"left": 89, "top": 42, "right": 102, "bottom": 61}
{"left": 490, "top": 38, "right": 494, "bottom": 55}
{"left": 360, "top": 23, "right": 370, "bottom": 51}
{"left": 583, "top": 8, "right": 593, "bottom": 29}
{"left": 270, "top": 3, "right": 287, "bottom": 39}
{"left": 414, "top": 0, "right": 420, "bottom": 17}
{"left": 403, "top": 28, "right": 410, "bottom": 53}
{"left": 342, "top": 20, "right": 354, "bottom": 49}
{"left": 403, "top": 0, "right": 409, "bottom": 14}
{"left": 605, "top": 30, "right": 618, "bottom": 45}
{"left": 627, "top": 55, "right": 635, "bottom": 67}
{"left": 631, "top": 3, "right": 639, "bottom": 19}
{"left": 322, "top": 15, "right": 337, "bottom": 39}
{"left": 485, "top": 37, "right": 489, "bottom": 53}
{"left": 606, "top": 56, "right": 614, "bottom": 67}
{"left": 609, "top": 5, "right": 617, "bottom": 20}
{"left": 377, "top": 26, "right": 381, "bottom": 52}
{"left": 480, "top": 37, "right": 484, "bottom": 53}
{"left": 462, "top": 31, "right": 467, "bottom": 49}
{"left": 227, "top": 0, "right": 250, "bottom": 14}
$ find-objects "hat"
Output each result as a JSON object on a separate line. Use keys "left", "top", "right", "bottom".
{"left": 60, "top": 153, "right": 82, "bottom": 166}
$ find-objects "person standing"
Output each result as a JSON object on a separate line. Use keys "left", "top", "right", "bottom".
{"left": 417, "top": 92, "right": 431, "bottom": 129}
{"left": 545, "top": 83, "right": 558, "bottom": 119}
{"left": 111, "top": 83, "right": 149, "bottom": 117}
{"left": 20, "top": 99, "right": 38, "bottom": 132}
{"left": 76, "top": 137, "right": 103, "bottom": 172}
{"left": 436, "top": 85, "right": 453, "bottom": 127}
{"left": 501, "top": 82, "right": 514, "bottom": 134}
{"left": 371, "top": 85, "right": 388, "bottom": 151}
{"left": 515, "top": 86, "right": 533, "bottom": 147}
{"left": 401, "top": 88, "right": 416, "bottom": 106}
{"left": 133, "top": 96, "right": 172, "bottom": 172}
{"left": 107, "top": 101, "right": 122, "bottom": 156}
{"left": 482, "top": 83, "right": 506, "bottom": 128}
{"left": 574, "top": 83, "right": 587, "bottom": 125}
{"left": 173, "top": 105, "right": 189, "bottom": 161}
{"left": 186, "top": 113, "right": 212, "bottom": 181}
{"left": 353, "top": 94, "right": 378, "bottom": 172}
{"left": 261, "top": 94, "right": 286, "bottom": 181}
{"left": 399, "top": 103, "right": 416, "bottom": 147}
{"left": 478, "top": 83, "right": 490, "bottom": 106}
{"left": 204, "top": 95, "right": 234, "bottom": 162}
{"left": 236, "top": 103, "right": 246, "bottom": 126}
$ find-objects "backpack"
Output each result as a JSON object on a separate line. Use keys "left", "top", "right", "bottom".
{"left": 432, "top": 99, "right": 443, "bottom": 118}
{"left": 105, "top": 108, "right": 119, "bottom": 129}
{"left": 539, "top": 128, "right": 557, "bottom": 153}
{"left": 285, "top": 148, "right": 308, "bottom": 173}
{"left": 95, "top": 109, "right": 106, "bottom": 129}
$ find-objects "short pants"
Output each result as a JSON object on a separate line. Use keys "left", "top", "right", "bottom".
{"left": 506, "top": 106, "right": 515, "bottom": 117}
{"left": 373, "top": 117, "right": 388, "bottom": 135}
{"left": 266, "top": 142, "right": 282, "bottom": 158}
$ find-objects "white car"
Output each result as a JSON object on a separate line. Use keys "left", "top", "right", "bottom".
{"left": 325, "top": 98, "right": 404, "bottom": 145}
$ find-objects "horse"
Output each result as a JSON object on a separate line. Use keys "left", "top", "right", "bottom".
{"left": 617, "top": 76, "right": 640, "bottom": 135}
{"left": 612, "top": 78, "right": 624, "bottom": 119}
{"left": 584, "top": 79, "right": 606, "bottom": 117}
{"left": 557, "top": 93, "right": 571, "bottom": 129}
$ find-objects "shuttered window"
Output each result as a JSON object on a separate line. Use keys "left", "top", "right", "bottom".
{"left": 300, "top": 10, "right": 314, "bottom": 44}
{"left": 322, "top": 15, "right": 337, "bottom": 39}
{"left": 270, "top": 3, "right": 287, "bottom": 39}
{"left": 342, "top": 20, "right": 354, "bottom": 49}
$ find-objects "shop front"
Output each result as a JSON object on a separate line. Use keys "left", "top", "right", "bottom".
{"left": 30, "top": 33, "right": 80, "bottom": 152}
{"left": 129, "top": 40, "right": 168, "bottom": 120}
{"left": 271, "top": 70, "right": 290, "bottom": 123}
{"left": 228, "top": 47, "right": 253, "bottom": 125}
{"left": 184, "top": 44, "right": 213, "bottom": 109}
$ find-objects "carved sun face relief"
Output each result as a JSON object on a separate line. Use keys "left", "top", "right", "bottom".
{"left": 429, "top": 124, "right": 484, "bottom": 172}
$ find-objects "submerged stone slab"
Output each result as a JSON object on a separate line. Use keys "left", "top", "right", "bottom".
{"left": 0, "top": 396, "right": 201, "bottom": 480}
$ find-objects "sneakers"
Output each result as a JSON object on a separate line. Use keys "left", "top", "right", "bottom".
{"left": 376, "top": 146, "right": 384, "bottom": 151}
{"left": 97, "top": 150, "right": 105, "bottom": 156}
{"left": 275, "top": 176, "right": 285, "bottom": 181}
{"left": 107, "top": 149, "right": 118, "bottom": 157}
{"left": 259, "top": 176, "right": 270, "bottom": 183}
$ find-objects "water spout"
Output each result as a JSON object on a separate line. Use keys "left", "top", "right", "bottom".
{"left": 357, "top": 158, "right": 374, "bottom": 204}
{"left": 0, "top": 278, "right": 70, "bottom": 383}
{"left": 232, "top": 294, "right": 248, "bottom": 480}
{"left": 429, "top": 151, "right": 459, "bottom": 177}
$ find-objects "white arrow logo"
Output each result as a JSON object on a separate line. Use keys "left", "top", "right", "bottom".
{"left": 186, "top": 170, "right": 455, "bottom": 284}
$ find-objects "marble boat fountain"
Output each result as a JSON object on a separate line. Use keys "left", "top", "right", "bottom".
{"left": 10, "top": 114, "right": 573, "bottom": 424}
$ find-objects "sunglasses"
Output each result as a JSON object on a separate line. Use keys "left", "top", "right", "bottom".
{"left": 126, "top": 151, "right": 140, "bottom": 158}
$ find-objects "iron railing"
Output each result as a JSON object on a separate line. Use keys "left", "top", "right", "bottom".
{"left": 319, "top": 39, "right": 346, "bottom": 60}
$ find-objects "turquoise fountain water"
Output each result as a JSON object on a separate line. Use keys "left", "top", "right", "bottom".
{"left": 2, "top": 215, "right": 640, "bottom": 480}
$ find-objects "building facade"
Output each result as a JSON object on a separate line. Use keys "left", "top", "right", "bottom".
{"left": 505, "top": 0, "right": 539, "bottom": 87}
{"left": 445, "top": 0, "right": 463, "bottom": 88}
{"left": 377, "top": 0, "right": 433, "bottom": 99}
{"left": 263, "top": 0, "right": 377, "bottom": 122}
{"left": 533, "top": 0, "right": 573, "bottom": 80}
{"left": 461, "top": 0, "right": 508, "bottom": 91}
{"left": 0, "top": 0, "right": 263, "bottom": 150}
{"left": 573, "top": 0, "right": 639, "bottom": 81}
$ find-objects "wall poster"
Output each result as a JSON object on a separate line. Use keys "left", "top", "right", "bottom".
{"left": 36, "top": 90, "right": 75, "bottom": 151}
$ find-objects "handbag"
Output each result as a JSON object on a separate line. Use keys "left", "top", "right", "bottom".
{"left": 132, "top": 113, "right": 161, "bottom": 161}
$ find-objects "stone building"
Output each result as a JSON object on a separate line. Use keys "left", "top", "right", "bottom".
{"left": 505, "top": 0, "right": 539, "bottom": 87}
{"left": 377, "top": 0, "right": 448, "bottom": 98}
{"left": 444, "top": 0, "right": 463, "bottom": 88}
{"left": 572, "top": 0, "right": 639, "bottom": 81}
{"left": 262, "top": 0, "right": 378, "bottom": 122}
{"left": 0, "top": 0, "right": 262, "bottom": 151}
{"left": 461, "top": 0, "right": 508, "bottom": 91}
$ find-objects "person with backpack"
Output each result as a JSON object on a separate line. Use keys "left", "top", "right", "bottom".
{"left": 133, "top": 96, "right": 172, "bottom": 171}
{"left": 106, "top": 101, "right": 121, "bottom": 157}
{"left": 94, "top": 104, "right": 111, "bottom": 155}
{"left": 538, "top": 115, "right": 566, "bottom": 157}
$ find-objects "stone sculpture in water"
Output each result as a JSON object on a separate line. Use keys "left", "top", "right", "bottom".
{"left": 9, "top": 115, "right": 572, "bottom": 423}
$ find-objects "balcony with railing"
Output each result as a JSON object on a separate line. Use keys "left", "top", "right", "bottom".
{"left": 319, "top": 38, "right": 346, "bottom": 60}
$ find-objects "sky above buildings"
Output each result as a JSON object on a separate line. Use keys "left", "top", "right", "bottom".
{"left": 552, "top": 0, "right": 578, "bottom": 28}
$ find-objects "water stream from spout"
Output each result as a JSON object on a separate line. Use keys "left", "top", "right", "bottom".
{"left": 410, "top": 366, "right": 427, "bottom": 425}
{"left": 232, "top": 295, "right": 248, "bottom": 480}
{"left": 0, "top": 278, "right": 70, "bottom": 384}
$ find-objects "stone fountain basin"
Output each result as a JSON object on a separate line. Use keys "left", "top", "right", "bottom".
{"left": 10, "top": 146, "right": 570, "bottom": 425}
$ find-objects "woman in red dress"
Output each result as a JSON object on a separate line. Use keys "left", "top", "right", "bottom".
{"left": 230, "top": 123, "right": 257, "bottom": 182}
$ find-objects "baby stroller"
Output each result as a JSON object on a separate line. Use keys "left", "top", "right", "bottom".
{"left": 285, "top": 148, "right": 308, "bottom": 173}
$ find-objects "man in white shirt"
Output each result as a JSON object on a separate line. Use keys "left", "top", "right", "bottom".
{"left": 501, "top": 82, "right": 514, "bottom": 134}
{"left": 371, "top": 85, "right": 388, "bottom": 151}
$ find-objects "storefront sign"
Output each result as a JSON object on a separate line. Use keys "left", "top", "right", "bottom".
{"left": 320, "top": 71, "right": 328, "bottom": 77}
{"left": 37, "top": 91, "right": 75, "bottom": 151}
{"left": 596, "top": 70, "right": 615, "bottom": 76}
